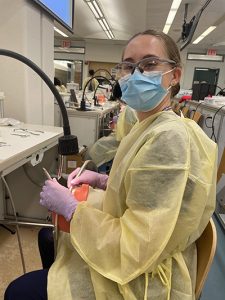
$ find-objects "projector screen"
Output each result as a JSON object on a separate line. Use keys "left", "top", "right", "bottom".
{"left": 33, "top": 0, "right": 74, "bottom": 32}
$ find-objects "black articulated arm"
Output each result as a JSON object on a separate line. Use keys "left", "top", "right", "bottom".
{"left": 0, "top": 49, "right": 78, "bottom": 155}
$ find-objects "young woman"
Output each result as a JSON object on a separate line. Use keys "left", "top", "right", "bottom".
{"left": 5, "top": 29, "right": 217, "bottom": 300}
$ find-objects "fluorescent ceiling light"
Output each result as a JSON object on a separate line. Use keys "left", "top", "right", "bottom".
{"left": 105, "top": 31, "right": 112, "bottom": 39}
{"left": 84, "top": 0, "right": 114, "bottom": 39}
{"left": 166, "top": 10, "right": 177, "bottom": 25}
{"left": 54, "top": 60, "right": 74, "bottom": 65}
{"left": 98, "top": 19, "right": 107, "bottom": 31}
{"left": 187, "top": 53, "right": 223, "bottom": 61}
{"left": 54, "top": 60, "right": 71, "bottom": 71}
{"left": 54, "top": 27, "right": 68, "bottom": 37}
{"left": 92, "top": 0, "right": 103, "bottom": 18}
{"left": 163, "top": 0, "right": 182, "bottom": 34}
{"left": 109, "top": 30, "right": 114, "bottom": 39}
{"left": 163, "top": 24, "right": 171, "bottom": 34}
{"left": 104, "top": 30, "right": 114, "bottom": 40}
{"left": 171, "top": 0, "right": 183, "bottom": 10}
{"left": 102, "top": 18, "right": 110, "bottom": 30}
{"left": 87, "top": 1, "right": 100, "bottom": 18}
{"left": 192, "top": 26, "right": 216, "bottom": 44}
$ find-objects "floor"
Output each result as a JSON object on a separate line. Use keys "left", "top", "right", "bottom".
{"left": 0, "top": 215, "right": 224, "bottom": 299}
{"left": 0, "top": 225, "right": 42, "bottom": 299}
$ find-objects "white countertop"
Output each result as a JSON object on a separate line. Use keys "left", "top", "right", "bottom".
{"left": 0, "top": 123, "right": 63, "bottom": 173}
{"left": 66, "top": 101, "right": 120, "bottom": 117}
{"left": 190, "top": 100, "right": 225, "bottom": 113}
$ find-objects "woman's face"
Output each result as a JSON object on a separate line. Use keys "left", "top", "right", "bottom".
{"left": 123, "top": 34, "right": 181, "bottom": 90}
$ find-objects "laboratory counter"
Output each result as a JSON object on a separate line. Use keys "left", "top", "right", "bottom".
{"left": 174, "top": 98, "right": 225, "bottom": 229}
{"left": 55, "top": 100, "right": 120, "bottom": 147}
{"left": 0, "top": 123, "right": 63, "bottom": 175}
{"left": 0, "top": 123, "right": 63, "bottom": 222}
{"left": 179, "top": 99, "right": 225, "bottom": 162}
{"left": 0, "top": 123, "right": 63, "bottom": 273}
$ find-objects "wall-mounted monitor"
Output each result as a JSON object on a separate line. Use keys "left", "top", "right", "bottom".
{"left": 32, "top": 0, "right": 74, "bottom": 33}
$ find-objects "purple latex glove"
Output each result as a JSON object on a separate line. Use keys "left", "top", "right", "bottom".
{"left": 67, "top": 169, "right": 108, "bottom": 190}
{"left": 40, "top": 179, "right": 77, "bottom": 221}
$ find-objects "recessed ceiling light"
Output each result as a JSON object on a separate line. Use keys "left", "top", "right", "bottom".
{"left": 54, "top": 27, "right": 68, "bottom": 37}
{"left": 192, "top": 26, "right": 216, "bottom": 44}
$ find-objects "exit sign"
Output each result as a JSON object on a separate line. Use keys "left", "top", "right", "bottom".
{"left": 61, "top": 40, "right": 71, "bottom": 48}
{"left": 207, "top": 49, "right": 217, "bottom": 56}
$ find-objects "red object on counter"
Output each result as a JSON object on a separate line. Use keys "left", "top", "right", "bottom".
{"left": 179, "top": 95, "right": 192, "bottom": 103}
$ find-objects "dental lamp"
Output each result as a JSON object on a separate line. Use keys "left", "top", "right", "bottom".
{"left": 0, "top": 49, "right": 79, "bottom": 155}
{"left": 93, "top": 83, "right": 108, "bottom": 106}
{"left": 93, "top": 66, "right": 123, "bottom": 101}
{"left": 93, "top": 69, "right": 117, "bottom": 104}
{"left": 93, "top": 68, "right": 115, "bottom": 80}
{"left": 78, "top": 75, "right": 115, "bottom": 111}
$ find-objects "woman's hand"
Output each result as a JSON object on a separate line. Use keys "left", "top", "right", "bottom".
{"left": 40, "top": 179, "right": 78, "bottom": 221}
{"left": 67, "top": 169, "right": 108, "bottom": 190}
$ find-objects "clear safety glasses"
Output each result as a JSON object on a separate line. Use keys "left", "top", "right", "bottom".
{"left": 115, "top": 56, "right": 176, "bottom": 76}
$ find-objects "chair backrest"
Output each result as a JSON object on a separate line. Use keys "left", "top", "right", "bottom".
{"left": 173, "top": 103, "right": 182, "bottom": 114}
{"left": 191, "top": 111, "right": 202, "bottom": 124}
{"left": 195, "top": 218, "right": 217, "bottom": 299}
{"left": 217, "top": 147, "right": 225, "bottom": 183}
{"left": 181, "top": 106, "right": 189, "bottom": 117}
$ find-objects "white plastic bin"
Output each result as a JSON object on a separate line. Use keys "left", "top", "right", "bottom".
{"left": 67, "top": 82, "right": 79, "bottom": 93}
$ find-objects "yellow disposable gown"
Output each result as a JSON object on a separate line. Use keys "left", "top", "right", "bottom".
{"left": 48, "top": 110, "right": 217, "bottom": 300}
{"left": 87, "top": 105, "right": 138, "bottom": 166}
{"left": 82, "top": 76, "right": 99, "bottom": 91}
{"left": 115, "top": 105, "right": 138, "bottom": 142}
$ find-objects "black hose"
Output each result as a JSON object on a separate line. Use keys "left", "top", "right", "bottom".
{"left": 0, "top": 49, "right": 78, "bottom": 155}
{"left": 0, "top": 49, "right": 70, "bottom": 135}
{"left": 80, "top": 75, "right": 115, "bottom": 110}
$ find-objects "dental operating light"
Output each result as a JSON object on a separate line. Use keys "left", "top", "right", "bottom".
{"left": 0, "top": 49, "right": 79, "bottom": 156}
{"left": 92, "top": 69, "right": 116, "bottom": 105}
{"left": 93, "top": 68, "right": 115, "bottom": 80}
{"left": 79, "top": 75, "right": 115, "bottom": 111}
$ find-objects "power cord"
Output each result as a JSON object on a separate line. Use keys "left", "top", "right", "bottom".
{"left": 191, "top": 101, "right": 204, "bottom": 120}
{"left": 22, "top": 164, "right": 43, "bottom": 187}
{"left": 204, "top": 116, "right": 213, "bottom": 129}
{"left": 210, "top": 104, "right": 225, "bottom": 143}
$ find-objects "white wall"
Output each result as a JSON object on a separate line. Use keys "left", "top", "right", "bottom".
{"left": 55, "top": 40, "right": 125, "bottom": 86}
{"left": 84, "top": 41, "right": 225, "bottom": 95}
{"left": 182, "top": 59, "right": 225, "bottom": 91}
{"left": 180, "top": 48, "right": 225, "bottom": 92}
{"left": 0, "top": 0, "right": 54, "bottom": 125}
{"left": 55, "top": 35, "right": 225, "bottom": 97}
{"left": 85, "top": 41, "right": 124, "bottom": 63}
{"left": 83, "top": 41, "right": 124, "bottom": 82}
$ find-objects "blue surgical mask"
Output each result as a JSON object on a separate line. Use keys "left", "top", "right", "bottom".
{"left": 119, "top": 69, "right": 173, "bottom": 112}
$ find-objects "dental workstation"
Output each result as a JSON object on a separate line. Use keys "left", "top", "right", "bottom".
{"left": 1, "top": 0, "right": 225, "bottom": 299}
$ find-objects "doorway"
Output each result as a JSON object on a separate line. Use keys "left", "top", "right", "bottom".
{"left": 193, "top": 68, "right": 219, "bottom": 89}
{"left": 54, "top": 60, "right": 83, "bottom": 90}
{"left": 192, "top": 68, "right": 220, "bottom": 99}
